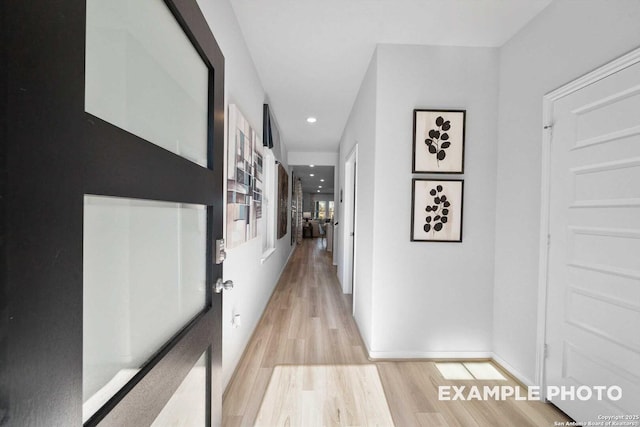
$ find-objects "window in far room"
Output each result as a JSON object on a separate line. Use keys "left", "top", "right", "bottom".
{"left": 315, "top": 201, "right": 326, "bottom": 220}
{"left": 329, "top": 201, "right": 334, "bottom": 221}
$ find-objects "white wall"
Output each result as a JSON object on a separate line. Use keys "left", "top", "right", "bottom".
{"left": 197, "top": 0, "right": 295, "bottom": 390}
{"left": 493, "top": 0, "right": 640, "bottom": 384}
{"left": 337, "top": 51, "right": 378, "bottom": 351}
{"left": 338, "top": 45, "right": 499, "bottom": 357}
{"left": 370, "top": 44, "right": 499, "bottom": 357}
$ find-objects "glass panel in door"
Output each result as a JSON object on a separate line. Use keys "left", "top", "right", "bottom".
{"left": 82, "top": 195, "right": 207, "bottom": 422}
{"left": 85, "top": 0, "right": 209, "bottom": 166}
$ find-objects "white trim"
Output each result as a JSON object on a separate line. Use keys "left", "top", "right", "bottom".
{"left": 544, "top": 47, "right": 640, "bottom": 101}
{"left": 536, "top": 96, "right": 553, "bottom": 390}
{"left": 492, "top": 353, "right": 535, "bottom": 387}
{"left": 570, "top": 198, "right": 640, "bottom": 208}
{"left": 342, "top": 145, "right": 357, "bottom": 293}
{"left": 367, "top": 351, "right": 493, "bottom": 360}
{"left": 568, "top": 261, "right": 640, "bottom": 280}
{"left": 569, "top": 225, "right": 640, "bottom": 239}
{"left": 571, "top": 124, "right": 640, "bottom": 151}
{"left": 342, "top": 144, "right": 359, "bottom": 315}
{"left": 571, "top": 156, "right": 640, "bottom": 174}
{"left": 536, "top": 46, "right": 640, "bottom": 391}
{"left": 260, "top": 247, "right": 277, "bottom": 264}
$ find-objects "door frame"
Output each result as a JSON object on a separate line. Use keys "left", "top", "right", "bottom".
{"left": 535, "top": 46, "right": 640, "bottom": 394}
{"left": 2, "top": 0, "right": 225, "bottom": 425}
{"left": 342, "top": 144, "right": 359, "bottom": 313}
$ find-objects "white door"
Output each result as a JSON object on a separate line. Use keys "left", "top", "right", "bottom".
{"left": 342, "top": 145, "right": 358, "bottom": 303}
{"left": 545, "top": 59, "right": 640, "bottom": 421}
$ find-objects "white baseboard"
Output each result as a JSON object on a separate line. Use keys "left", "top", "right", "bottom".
{"left": 491, "top": 352, "right": 535, "bottom": 387}
{"left": 367, "top": 350, "right": 493, "bottom": 360}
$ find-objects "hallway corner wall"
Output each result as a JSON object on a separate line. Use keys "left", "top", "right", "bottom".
{"left": 197, "top": 0, "right": 296, "bottom": 390}
{"left": 337, "top": 50, "right": 378, "bottom": 352}
{"left": 493, "top": 0, "right": 640, "bottom": 385}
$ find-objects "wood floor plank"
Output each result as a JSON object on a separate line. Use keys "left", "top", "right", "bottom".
{"left": 415, "top": 412, "right": 449, "bottom": 427}
{"left": 222, "top": 238, "right": 572, "bottom": 427}
{"left": 255, "top": 365, "right": 394, "bottom": 427}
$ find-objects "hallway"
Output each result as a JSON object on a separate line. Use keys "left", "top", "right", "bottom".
{"left": 222, "top": 239, "right": 570, "bottom": 426}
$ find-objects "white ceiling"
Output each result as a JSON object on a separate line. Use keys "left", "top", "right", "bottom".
{"left": 231, "top": 0, "right": 552, "bottom": 152}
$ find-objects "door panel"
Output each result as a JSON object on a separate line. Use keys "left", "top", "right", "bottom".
{"left": 151, "top": 350, "right": 208, "bottom": 426}
{"left": 3, "top": 0, "right": 225, "bottom": 425}
{"left": 90, "top": 309, "right": 216, "bottom": 427}
{"left": 546, "top": 59, "right": 640, "bottom": 420}
{"left": 83, "top": 196, "right": 207, "bottom": 422}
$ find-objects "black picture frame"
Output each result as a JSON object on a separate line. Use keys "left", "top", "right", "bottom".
{"left": 412, "top": 109, "right": 466, "bottom": 174}
{"left": 411, "top": 178, "right": 464, "bottom": 242}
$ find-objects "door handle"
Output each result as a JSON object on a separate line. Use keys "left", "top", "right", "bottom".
{"left": 214, "top": 278, "right": 234, "bottom": 293}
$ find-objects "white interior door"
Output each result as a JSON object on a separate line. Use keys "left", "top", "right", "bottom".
{"left": 342, "top": 146, "right": 358, "bottom": 296}
{"left": 545, "top": 59, "right": 640, "bottom": 421}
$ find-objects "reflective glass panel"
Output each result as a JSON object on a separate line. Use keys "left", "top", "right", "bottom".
{"left": 85, "top": 0, "right": 208, "bottom": 166}
{"left": 82, "top": 195, "right": 207, "bottom": 422}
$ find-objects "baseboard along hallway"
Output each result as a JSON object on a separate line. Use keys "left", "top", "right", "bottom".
{"left": 222, "top": 238, "right": 571, "bottom": 426}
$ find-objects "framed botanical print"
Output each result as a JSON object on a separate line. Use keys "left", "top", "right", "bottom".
{"left": 411, "top": 179, "right": 464, "bottom": 242}
{"left": 413, "top": 109, "right": 465, "bottom": 173}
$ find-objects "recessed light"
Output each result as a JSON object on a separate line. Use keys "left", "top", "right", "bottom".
{"left": 309, "top": 165, "right": 315, "bottom": 168}
{"left": 320, "top": 179, "right": 325, "bottom": 182}
{"left": 317, "top": 190, "right": 320, "bottom": 192}
{"left": 306, "top": 117, "right": 317, "bottom": 124}
{"left": 318, "top": 186, "right": 322, "bottom": 188}
{"left": 310, "top": 173, "right": 315, "bottom": 177}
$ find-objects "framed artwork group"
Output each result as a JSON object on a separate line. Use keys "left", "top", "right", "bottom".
{"left": 411, "top": 109, "right": 466, "bottom": 242}
{"left": 227, "top": 104, "right": 289, "bottom": 249}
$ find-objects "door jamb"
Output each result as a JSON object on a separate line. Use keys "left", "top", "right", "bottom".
{"left": 536, "top": 46, "right": 640, "bottom": 394}
{"left": 342, "top": 144, "right": 358, "bottom": 313}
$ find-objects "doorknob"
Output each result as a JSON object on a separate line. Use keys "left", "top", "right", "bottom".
{"left": 214, "top": 278, "right": 234, "bottom": 293}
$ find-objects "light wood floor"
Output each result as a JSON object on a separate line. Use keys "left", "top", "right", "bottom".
{"left": 222, "top": 238, "right": 571, "bottom": 426}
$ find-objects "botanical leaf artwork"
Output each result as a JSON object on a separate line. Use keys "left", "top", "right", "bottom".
{"left": 413, "top": 110, "right": 465, "bottom": 174}
{"left": 412, "top": 179, "right": 462, "bottom": 242}
{"left": 424, "top": 184, "right": 450, "bottom": 234}
{"left": 424, "top": 116, "right": 451, "bottom": 166}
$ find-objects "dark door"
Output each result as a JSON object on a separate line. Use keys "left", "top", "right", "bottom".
{"left": 2, "top": 0, "right": 225, "bottom": 425}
